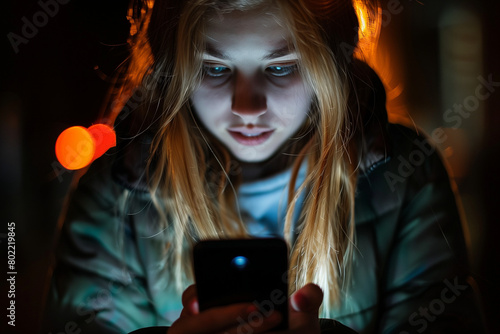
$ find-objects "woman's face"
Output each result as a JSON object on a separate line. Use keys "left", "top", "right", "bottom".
{"left": 190, "top": 8, "right": 313, "bottom": 163}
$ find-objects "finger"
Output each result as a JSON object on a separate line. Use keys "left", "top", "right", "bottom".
{"left": 290, "top": 283, "right": 323, "bottom": 313}
{"left": 181, "top": 284, "right": 197, "bottom": 306}
{"left": 180, "top": 284, "right": 199, "bottom": 315}
{"left": 286, "top": 283, "right": 323, "bottom": 331}
{"left": 179, "top": 299, "right": 199, "bottom": 317}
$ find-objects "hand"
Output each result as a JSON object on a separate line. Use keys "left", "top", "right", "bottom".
{"left": 169, "top": 283, "right": 323, "bottom": 334}
{"left": 275, "top": 283, "right": 323, "bottom": 334}
{"left": 168, "top": 285, "right": 282, "bottom": 334}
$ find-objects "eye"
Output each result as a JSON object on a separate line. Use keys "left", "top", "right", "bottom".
{"left": 204, "top": 64, "right": 230, "bottom": 77}
{"left": 266, "top": 65, "right": 297, "bottom": 77}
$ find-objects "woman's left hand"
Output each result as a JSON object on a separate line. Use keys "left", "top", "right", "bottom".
{"left": 172, "top": 283, "right": 323, "bottom": 334}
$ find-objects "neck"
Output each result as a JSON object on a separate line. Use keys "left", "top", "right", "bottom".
{"left": 240, "top": 153, "right": 294, "bottom": 182}
{"left": 239, "top": 133, "right": 313, "bottom": 182}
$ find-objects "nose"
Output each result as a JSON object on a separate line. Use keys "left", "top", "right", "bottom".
{"left": 231, "top": 71, "right": 267, "bottom": 122}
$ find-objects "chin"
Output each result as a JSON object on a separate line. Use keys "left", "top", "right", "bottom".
{"left": 230, "top": 148, "right": 278, "bottom": 164}
{"left": 233, "top": 154, "right": 270, "bottom": 164}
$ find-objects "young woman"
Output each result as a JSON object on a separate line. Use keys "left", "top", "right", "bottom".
{"left": 44, "top": 0, "right": 485, "bottom": 333}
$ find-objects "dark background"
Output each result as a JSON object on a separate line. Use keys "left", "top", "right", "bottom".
{"left": 1, "top": 0, "right": 499, "bottom": 333}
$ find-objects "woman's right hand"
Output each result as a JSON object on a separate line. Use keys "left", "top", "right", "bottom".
{"left": 168, "top": 285, "right": 283, "bottom": 334}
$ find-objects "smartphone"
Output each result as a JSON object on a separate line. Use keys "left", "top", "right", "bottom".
{"left": 193, "top": 238, "right": 289, "bottom": 330}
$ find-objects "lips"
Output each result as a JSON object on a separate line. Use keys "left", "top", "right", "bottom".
{"left": 227, "top": 126, "right": 274, "bottom": 146}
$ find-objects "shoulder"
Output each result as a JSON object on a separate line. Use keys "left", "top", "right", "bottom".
{"left": 354, "top": 123, "right": 462, "bottom": 255}
{"left": 109, "top": 105, "right": 158, "bottom": 192}
{"left": 359, "top": 123, "right": 451, "bottom": 195}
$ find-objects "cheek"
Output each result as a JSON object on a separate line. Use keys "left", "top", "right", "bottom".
{"left": 268, "top": 80, "right": 312, "bottom": 125}
{"left": 191, "top": 84, "right": 232, "bottom": 124}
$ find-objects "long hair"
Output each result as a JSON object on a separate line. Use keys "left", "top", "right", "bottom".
{"left": 118, "top": 0, "right": 363, "bottom": 317}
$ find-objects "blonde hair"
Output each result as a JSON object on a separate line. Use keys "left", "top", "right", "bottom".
{"left": 117, "top": 0, "right": 361, "bottom": 317}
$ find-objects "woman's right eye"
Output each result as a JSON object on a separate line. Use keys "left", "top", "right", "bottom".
{"left": 203, "top": 65, "right": 230, "bottom": 77}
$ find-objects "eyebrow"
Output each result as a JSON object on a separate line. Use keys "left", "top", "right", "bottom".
{"left": 263, "top": 45, "right": 294, "bottom": 60}
{"left": 204, "top": 44, "right": 295, "bottom": 61}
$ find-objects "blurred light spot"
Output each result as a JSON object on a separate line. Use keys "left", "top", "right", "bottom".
{"left": 443, "top": 146, "right": 454, "bottom": 158}
{"left": 353, "top": 0, "right": 382, "bottom": 61}
{"left": 55, "top": 124, "right": 115, "bottom": 170}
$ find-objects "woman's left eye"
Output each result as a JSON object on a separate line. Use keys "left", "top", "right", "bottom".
{"left": 266, "top": 65, "right": 297, "bottom": 77}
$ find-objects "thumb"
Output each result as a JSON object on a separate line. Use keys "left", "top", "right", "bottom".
{"left": 291, "top": 283, "right": 323, "bottom": 313}
{"left": 288, "top": 283, "right": 323, "bottom": 332}
{"left": 180, "top": 284, "right": 199, "bottom": 316}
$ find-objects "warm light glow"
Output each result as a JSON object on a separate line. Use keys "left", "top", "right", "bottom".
{"left": 352, "top": 0, "right": 382, "bottom": 61}
{"left": 87, "top": 124, "right": 116, "bottom": 160}
{"left": 351, "top": 1, "right": 409, "bottom": 125}
{"left": 357, "top": 6, "right": 368, "bottom": 35}
{"left": 55, "top": 126, "right": 95, "bottom": 170}
{"left": 55, "top": 124, "right": 116, "bottom": 170}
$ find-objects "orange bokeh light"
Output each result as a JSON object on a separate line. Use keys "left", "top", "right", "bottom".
{"left": 88, "top": 124, "right": 116, "bottom": 160}
{"left": 55, "top": 126, "right": 95, "bottom": 170}
{"left": 55, "top": 124, "right": 116, "bottom": 170}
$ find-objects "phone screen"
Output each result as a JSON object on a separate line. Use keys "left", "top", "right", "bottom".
{"left": 193, "top": 238, "right": 289, "bottom": 330}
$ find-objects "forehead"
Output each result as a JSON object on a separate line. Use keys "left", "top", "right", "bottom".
{"left": 203, "top": 8, "right": 292, "bottom": 58}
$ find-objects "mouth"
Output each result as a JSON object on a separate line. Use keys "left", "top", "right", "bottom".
{"left": 227, "top": 127, "right": 275, "bottom": 146}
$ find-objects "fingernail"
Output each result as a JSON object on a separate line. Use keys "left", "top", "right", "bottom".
{"left": 292, "top": 291, "right": 308, "bottom": 311}
{"left": 190, "top": 299, "right": 199, "bottom": 314}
